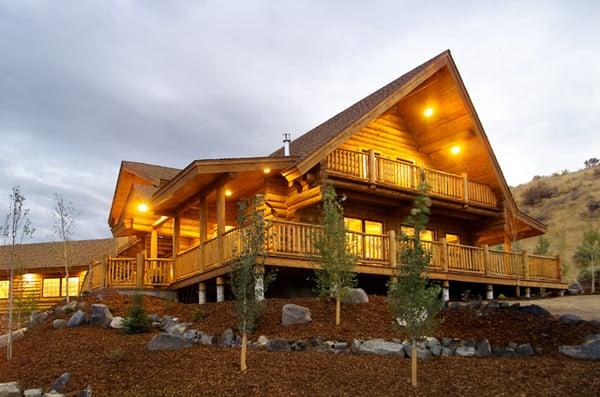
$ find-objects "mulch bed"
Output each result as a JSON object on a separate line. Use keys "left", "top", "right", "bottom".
{"left": 1, "top": 294, "right": 599, "bottom": 396}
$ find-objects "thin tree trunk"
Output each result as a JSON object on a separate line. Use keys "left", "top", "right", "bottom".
{"left": 335, "top": 293, "right": 341, "bottom": 326}
{"left": 7, "top": 267, "right": 14, "bottom": 360}
{"left": 592, "top": 253, "right": 595, "bottom": 295}
{"left": 241, "top": 333, "right": 248, "bottom": 372}
{"left": 411, "top": 339, "right": 417, "bottom": 387}
{"left": 64, "top": 241, "right": 69, "bottom": 303}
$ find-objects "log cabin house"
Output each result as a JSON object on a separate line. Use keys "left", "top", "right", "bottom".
{"left": 99, "top": 50, "right": 567, "bottom": 303}
{"left": 0, "top": 238, "right": 118, "bottom": 313}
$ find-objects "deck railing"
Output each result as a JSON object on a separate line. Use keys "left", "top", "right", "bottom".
{"left": 144, "top": 258, "right": 173, "bottom": 287}
{"left": 326, "top": 148, "right": 497, "bottom": 207}
{"left": 107, "top": 257, "right": 137, "bottom": 287}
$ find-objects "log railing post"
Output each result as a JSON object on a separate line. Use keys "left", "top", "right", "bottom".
{"left": 216, "top": 185, "right": 226, "bottom": 264}
{"left": 101, "top": 254, "right": 108, "bottom": 287}
{"left": 136, "top": 251, "right": 145, "bottom": 288}
{"left": 522, "top": 251, "right": 529, "bottom": 280}
{"left": 199, "top": 195, "right": 208, "bottom": 271}
{"left": 389, "top": 230, "right": 397, "bottom": 268}
{"left": 483, "top": 244, "right": 491, "bottom": 276}
{"left": 368, "top": 149, "right": 376, "bottom": 185}
{"left": 462, "top": 172, "right": 469, "bottom": 205}
{"left": 440, "top": 238, "right": 448, "bottom": 273}
{"left": 556, "top": 254, "right": 562, "bottom": 282}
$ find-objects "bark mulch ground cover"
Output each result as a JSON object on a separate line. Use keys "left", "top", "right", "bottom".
{"left": 1, "top": 294, "right": 599, "bottom": 396}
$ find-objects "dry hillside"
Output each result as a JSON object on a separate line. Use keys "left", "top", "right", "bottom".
{"left": 511, "top": 166, "right": 600, "bottom": 282}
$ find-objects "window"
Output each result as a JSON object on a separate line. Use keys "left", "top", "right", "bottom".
{"left": 344, "top": 217, "right": 384, "bottom": 259}
{"left": 0, "top": 280, "right": 8, "bottom": 299}
{"left": 445, "top": 233, "right": 461, "bottom": 244}
{"left": 401, "top": 226, "right": 434, "bottom": 241}
{"left": 42, "top": 277, "right": 79, "bottom": 298}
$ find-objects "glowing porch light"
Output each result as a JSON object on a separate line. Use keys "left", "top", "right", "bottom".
{"left": 423, "top": 107, "right": 434, "bottom": 118}
{"left": 137, "top": 203, "right": 149, "bottom": 213}
{"left": 451, "top": 145, "right": 461, "bottom": 155}
{"left": 225, "top": 190, "right": 232, "bottom": 197}
{"left": 263, "top": 167, "right": 271, "bottom": 174}
{"left": 23, "top": 273, "right": 35, "bottom": 283}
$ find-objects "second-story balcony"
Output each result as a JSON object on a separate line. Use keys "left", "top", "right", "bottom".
{"left": 325, "top": 148, "right": 498, "bottom": 208}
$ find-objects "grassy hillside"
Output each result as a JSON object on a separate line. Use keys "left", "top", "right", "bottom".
{"left": 511, "top": 167, "right": 600, "bottom": 282}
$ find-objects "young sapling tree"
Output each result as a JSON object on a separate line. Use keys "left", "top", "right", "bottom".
{"left": 51, "top": 194, "right": 79, "bottom": 302}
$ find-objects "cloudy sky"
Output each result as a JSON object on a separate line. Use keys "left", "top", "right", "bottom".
{"left": 1, "top": 1, "right": 599, "bottom": 242}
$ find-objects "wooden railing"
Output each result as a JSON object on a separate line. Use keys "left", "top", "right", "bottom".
{"left": 144, "top": 258, "right": 173, "bottom": 287}
{"left": 174, "top": 245, "right": 201, "bottom": 280}
{"left": 326, "top": 148, "right": 497, "bottom": 207}
{"left": 107, "top": 257, "right": 136, "bottom": 287}
{"left": 89, "top": 261, "right": 103, "bottom": 290}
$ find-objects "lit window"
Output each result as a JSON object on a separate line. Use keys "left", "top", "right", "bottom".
{"left": 445, "top": 233, "right": 461, "bottom": 244}
{"left": 43, "top": 278, "right": 61, "bottom": 297}
{"left": 401, "top": 226, "right": 434, "bottom": 241}
{"left": 344, "top": 217, "right": 363, "bottom": 233}
{"left": 61, "top": 277, "right": 80, "bottom": 297}
{"left": 344, "top": 218, "right": 385, "bottom": 259}
{"left": 0, "top": 280, "right": 9, "bottom": 299}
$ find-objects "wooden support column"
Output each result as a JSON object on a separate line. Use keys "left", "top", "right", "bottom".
{"left": 172, "top": 216, "right": 181, "bottom": 260}
{"left": 216, "top": 185, "right": 226, "bottom": 264}
{"left": 216, "top": 276, "right": 225, "bottom": 302}
{"left": 440, "top": 238, "right": 449, "bottom": 273}
{"left": 486, "top": 284, "right": 494, "bottom": 300}
{"left": 198, "top": 195, "right": 208, "bottom": 270}
{"left": 483, "top": 244, "right": 491, "bottom": 276}
{"left": 368, "top": 149, "right": 376, "bottom": 186}
{"left": 525, "top": 287, "right": 531, "bottom": 298}
{"left": 150, "top": 229, "right": 158, "bottom": 258}
{"left": 462, "top": 172, "right": 469, "bottom": 205}
{"left": 136, "top": 251, "right": 144, "bottom": 288}
{"left": 442, "top": 280, "right": 450, "bottom": 302}
{"left": 198, "top": 282, "right": 206, "bottom": 304}
{"left": 389, "top": 230, "right": 397, "bottom": 267}
{"left": 503, "top": 235, "right": 512, "bottom": 253}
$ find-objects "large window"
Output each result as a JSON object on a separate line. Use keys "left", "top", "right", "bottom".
{"left": 401, "top": 226, "right": 434, "bottom": 241}
{"left": 0, "top": 280, "right": 8, "bottom": 299}
{"left": 445, "top": 233, "right": 461, "bottom": 244}
{"left": 42, "top": 277, "right": 79, "bottom": 298}
{"left": 344, "top": 217, "right": 384, "bottom": 259}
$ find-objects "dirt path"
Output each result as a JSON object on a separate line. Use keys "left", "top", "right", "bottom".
{"left": 514, "top": 295, "right": 600, "bottom": 320}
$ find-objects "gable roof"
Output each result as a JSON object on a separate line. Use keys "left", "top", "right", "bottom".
{"left": 0, "top": 238, "right": 118, "bottom": 270}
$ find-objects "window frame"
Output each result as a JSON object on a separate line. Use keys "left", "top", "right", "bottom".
{"left": 42, "top": 276, "right": 80, "bottom": 298}
{"left": 0, "top": 280, "right": 9, "bottom": 300}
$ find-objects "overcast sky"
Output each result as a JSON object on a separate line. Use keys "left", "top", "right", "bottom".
{"left": 1, "top": 1, "right": 599, "bottom": 242}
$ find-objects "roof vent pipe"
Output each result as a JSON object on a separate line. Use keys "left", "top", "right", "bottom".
{"left": 283, "top": 133, "right": 291, "bottom": 156}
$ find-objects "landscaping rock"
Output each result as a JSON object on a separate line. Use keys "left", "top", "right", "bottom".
{"left": 281, "top": 304, "right": 312, "bottom": 326}
{"left": 67, "top": 310, "right": 88, "bottom": 328}
{"left": 78, "top": 385, "right": 92, "bottom": 397}
{"left": 429, "top": 344, "right": 442, "bottom": 356}
{"left": 493, "top": 347, "right": 517, "bottom": 357}
{"left": 109, "top": 316, "right": 124, "bottom": 329}
{"left": 165, "top": 322, "right": 188, "bottom": 335}
{"left": 333, "top": 341, "right": 348, "bottom": 353}
{"left": 291, "top": 340, "right": 307, "bottom": 351}
{"left": 61, "top": 300, "right": 78, "bottom": 313}
{"left": 441, "top": 337, "right": 453, "bottom": 348}
{"left": 266, "top": 338, "right": 291, "bottom": 352}
{"left": 53, "top": 319, "right": 67, "bottom": 329}
{"left": 28, "top": 311, "right": 48, "bottom": 328}
{"left": 342, "top": 288, "right": 369, "bottom": 304}
{"left": 358, "top": 339, "right": 405, "bottom": 356}
{"left": 23, "top": 389, "right": 42, "bottom": 397}
{"left": 517, "top": 343, "right": 534, "bottom": 356}
{"left": 559, "top": 340, "right": 600, "bottom": 360}
{"left": 485, "top": 300, "right": 500, "bottom": 310}
{"left": 220, "top": 328, "right": 234, "bottom": 347}
{"left": 447, "top": 302, "right": 464, "bottom": 310}
{"left": 90, "top": 304, "right": 113, "bottom": 327}
{"left": 148, "top": 314, "right": 162, "bottom": 323}
{"left": 559, "top": 314, "right": 584, "bottom": 325}
{"left": 159, "top": 316, "right": 178, "bottom": 332}
{"left": 45, "top": 392, "right": 64, "bottom": 397}
{"left": 584, "top": 334, "right": 600, "bottom": 343}
{"left": 519, "top": 305, "right": 550, "bottom": 316}
{"left": 403, "top": 341, "right": 431, "bottom": 358}
{"left": 51, "top": 372, "right": 71, "bottom": 393}
{"left": 198, "top": 331, "right": 214, "bottom": 346}
{"left": 475, "top": 339, "right": 492, "bottom": 357}
{"left": 567, "top": 282, "right": 583, "bottom": 295}
{"left": 147, "top": 333, "right": 193, "bottom": 351}
{"left": 183, "top": 329, "right": 200, "bottom": 342}
{"left": 455, "top": 346, "right": 476, "bottom": 357}
{"left": 257, "top": 335, "right": 269, "bottom": 347}
{"left": 0, "top": 328, "right": 26, "bottom": 348}
{"left": 0, "top": 382, "right": 21, "bottom": 397}
{"left": 441, "top": 347, "right": 453, "bottom": 356}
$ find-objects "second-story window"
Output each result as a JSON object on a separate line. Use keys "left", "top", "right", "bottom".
{"left": 401, "top": 226, "right": 434, "bottom": 241}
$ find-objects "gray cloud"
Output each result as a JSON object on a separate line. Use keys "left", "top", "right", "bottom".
{"left": 1, "top": 0, "right": 599, "bottom": 242}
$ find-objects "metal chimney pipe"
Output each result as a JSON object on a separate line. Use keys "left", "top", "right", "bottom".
{"left": 283, "top": 133, "right": 291, "bottom": 156}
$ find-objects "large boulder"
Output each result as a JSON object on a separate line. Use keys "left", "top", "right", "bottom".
{"left": 567, "top": 282, "right": 584, "bottom": 295}
{"left": 219, "top": 328, "right": 234, "bottom": 347}
{"left": 28, "top": 311, "right": 48, "bottom": 329}
{"left": 67, "top": 310, "right": 88, "bottom": 328}
{"left": 61, "top": 300, "right": 78, "bottom": 313}
{"left": 90, "top": 304, "right": 113, "bottom": 327}
{"left": 475, "top": 339, "right": 492, "bottom": 357}
{"left": 53, "top": 319, "right": 67, "bottom": 329}
{"left": 51, "top": 372, "right": 71, "bottom": 393}
{"left": 147, "top": 333, "right": 193, "bottom": 351}
{"left": 110, "top": 316, "right": 124, "bottom": 329}
{"left": 519, "top": 305, "right": 550, "bottom": 316}
{"left": 0, "top": 328, "right": 26, "bottom": 348}
{"left": 357, "top": 339, "right": 405, "bottom": 356}
{"left": 559, "top": 340, "right": 600, "bottom": 360}
{"left": 281, "top": 304, "right": 312, "bottom": 326}
{"left": 342, "top": 288, "right": 369, "bottom": 304}
{"left": 0, "top": 382, "right": 21, "bottom": 397}
{"left": 559, "top": 314, "right": 584, "bottom": 325}
{"left": 403, "top": 341, "right": 432, "bottom": 358}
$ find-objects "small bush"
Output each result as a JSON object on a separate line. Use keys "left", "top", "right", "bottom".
{"left": 522, "top": 182, "right": 559, "bottom": 205}
{"left": 192, "top": 307, "right": 206, "bottom": 322}
{"left": 497, "top": 293, "right": 507, "bottom": 300}
{"left": 122, "top": 294, "right": 152, "bottom": 334}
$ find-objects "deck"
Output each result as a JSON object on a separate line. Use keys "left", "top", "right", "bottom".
{"left": 89, "top": 219, "right": 565, "bottom": 292}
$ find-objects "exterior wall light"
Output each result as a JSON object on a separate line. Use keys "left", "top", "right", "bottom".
{"left": 451, "top": 145, "right": 461, "bottom": 155}
{"left": 225, "top": 190, "right": 232, "bottom": 197}
{"left": 423, "top": 107, "right": 434, "bottom": 117}
{"left": 137, "top": 203, "right": 149, "bottom": 213}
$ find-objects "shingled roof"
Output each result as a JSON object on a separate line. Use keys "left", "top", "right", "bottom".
{"left": 0, "top": 238, "right": 118, "bottom": 270}
{"left": 270, "top": 50, "right": 450, "bottom": 160}
{"left": 121, "top": 161, "right": 181, "bottom": 186}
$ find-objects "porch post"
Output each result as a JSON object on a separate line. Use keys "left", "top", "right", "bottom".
{"left": 442, "top": 280, "right": 450, "bottom": 302}
{"left": 136, "top": 251, "right": 144, "bottom": 288}
{"left": 524, "top": 287, "right": 531, "bottom": 298}
{"left": 368, "top": 149, "right": 376, "bottom": 186}
{"left": 461, "top": 172, "right": 469, "bottom": 205}
{"left": 483, "top": 244, "right": 491, "bottom": 276}
{"left": 216, "top": 185, "right": 226, "bottom": 264}
{"left": 198, "top": 282, "right": 206, "bottom": 304}
{"left": 515, "top": 285, "right": 521, "bottom": 298}
{"left": 440, "top": 238, "right": 448, "bottom": 273}
{"left": 388, "top": 230, "right": 397, "bottom": 267}
{"left": 216, "top": 276, "right": 225, "bottom": 302}
{"left": 198, "top": 195, "right": 208, "bottom": 269}
{"left": 486, "top": 284, "right": 493, "bottom": 300}
{"left": 172, "top": 215, "right": 181, "bottom": 260}
{"left": 150, "top": 229, "right": 158, "bottom": 258}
